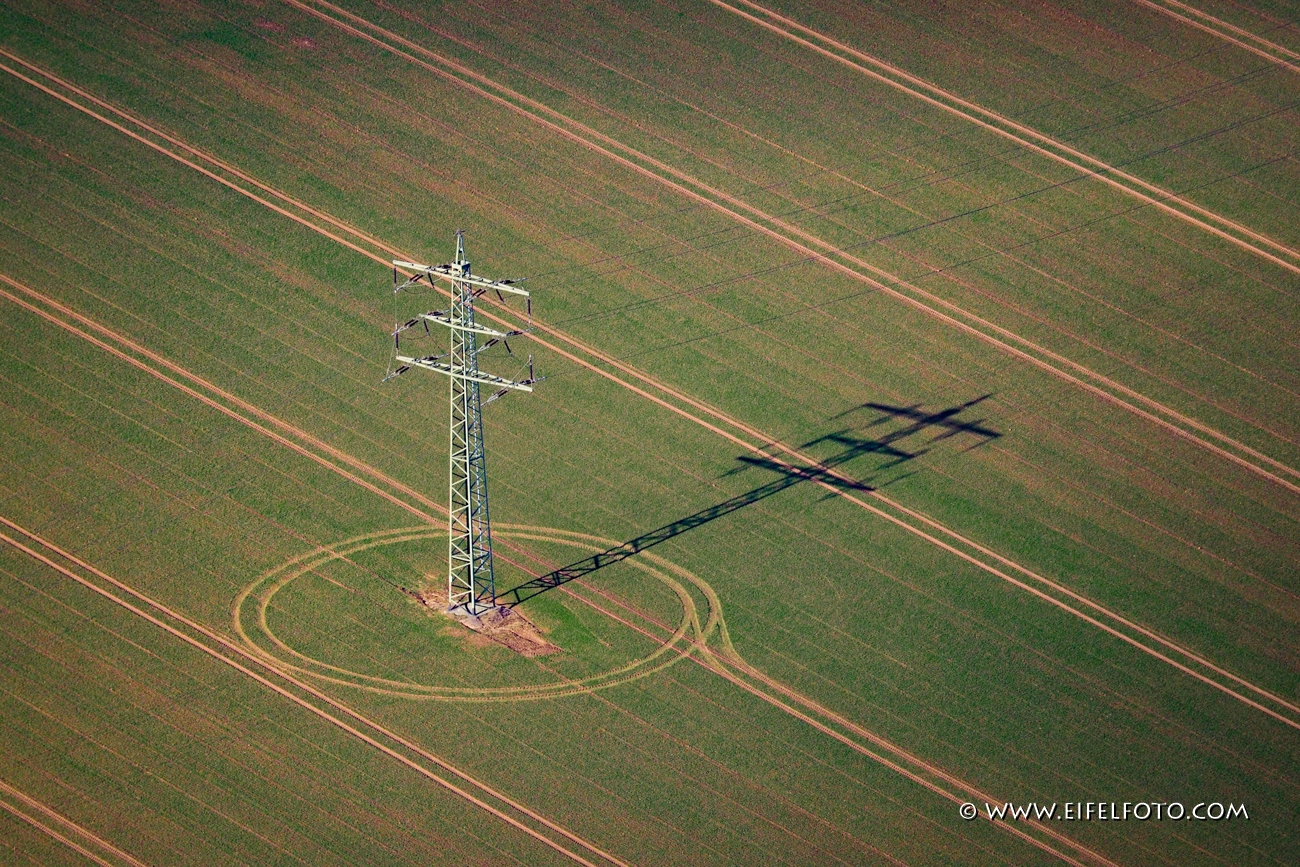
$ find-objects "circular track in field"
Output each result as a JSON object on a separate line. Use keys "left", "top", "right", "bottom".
{"left": 233, "top": 525, "right": 721, "bottom": 701}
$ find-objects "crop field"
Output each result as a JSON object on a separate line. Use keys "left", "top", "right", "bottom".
{"left": 1, "top": 0, "right": 1298, "bottom": 864}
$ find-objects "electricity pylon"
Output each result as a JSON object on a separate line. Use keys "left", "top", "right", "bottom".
{"left": 385, "top": 231, "right": 537, "bottom": 616}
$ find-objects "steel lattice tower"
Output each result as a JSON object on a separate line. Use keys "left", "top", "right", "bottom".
{"left": 386, "top": 231, "right": 536, "bottom": 615}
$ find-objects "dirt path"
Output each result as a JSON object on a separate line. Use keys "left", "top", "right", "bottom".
{"left": 710, "top": 0, "right": 1300, "bottom": 265}
{"left": 227, "top": 6, "right": 1300, "bottom": 492}
{"left": 1, "top": 85, "right": 1296, "bottom": 724}
{"left": 2, "top": 101, "right": 1295, "bottom": 726}
{"left": 3, "top": 516, "right": 1119, "bottom": 867}
{"left": 1129, "top": 0, "right": 1300, "bottom": 72}
{"left": 0, "top": 777, "right": 149, "bottom": 867}
{"left": 5, "top": 42, "right": 1299, "bottom": 489}
{"left": 231, "top": 526, "right": 703, "bottom": 701}
{"left": 0, "top": 36, "right": 1297, "bottom": 860}
{"left": 0, "top": 518, "right": 631, "bottom": 867}
{"left": 4, "top": 272, "right": 1284, "bottom": 863}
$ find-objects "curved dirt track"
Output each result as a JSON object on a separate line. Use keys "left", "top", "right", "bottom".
{"left": 2, "top": 64, "right": 1297, "bottom": 729}
{"left": 1, "top": 513, "right": 1127, "bottom": 867}
{"left": 233, "top": 525, "right": 707, "bottom": 701}
{"left": 3, "top": 12, "right": 1295, "bottom": 865}
{"left": 0, "top": 518, "right": 631, "bottom": 867}
{"left": 2, "top": 52, "right": 1300, "bottom": 727}
{"left": 0, "top": 272, "right": 1126, "bottom": 861}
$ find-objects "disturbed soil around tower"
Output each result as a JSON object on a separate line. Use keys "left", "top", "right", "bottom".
{"left": 414, "top": 586, "right": 561, "bottom": 658}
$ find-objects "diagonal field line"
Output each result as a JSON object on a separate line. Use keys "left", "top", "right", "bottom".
{"left": 0, "top": 283, "right": 443, "bottom": 527}
{"left": 273, "top": 1, "right": 1300, "bottom": 492}
{"left": 695, "top": 655, "right": 1119, "bottom": 867}
{"left": 0, "top": 777, "right": 149, "bottom": 867}
{"left": 0, "top": 520, "right": 1117, "bottom": 867}
{"left": 4, "top": 38, "right": 1299, "bottom": 497}
{"left": 0, "top": 802, "right": 120, "bottom": 867}
{"left": 0, "top": 30, "right": 1289, "bottom": 863}
{"left": 158, "top": 9, "right": 1300, "bottom": 711}
{"left": 7, "top": 252, "right": 1300, "bottom": 731}
{"left": 5, "top": 265, "right": 1291, "bottom": 867}
{"left": 8, "top": 242, "right": 1300, "bottom": 731}
{"left": 710, "top": 0, "right": 1300, "bottom": 269}
{"left": 0, "top": 273, "right": 1147, "bottom": 865}
{"left": 0, "top": 275, "right": 550, "bottom": 583}
{"left": 2, "top": 51, "right": 1298, "bottom": 727}
{"left": 0, "top": 519, "right": 630, "bottom": 867}
{"left": 1129, "top": 0, "right": 1300, "bottom": 71}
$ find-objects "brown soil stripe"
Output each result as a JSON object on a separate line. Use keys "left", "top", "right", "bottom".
{"left": 1129, "top": 0, "right": 1300, "bottom": 71}
{"left": 1, "top": 518, "right": 1112, "bottom": 867}
{"left": 10, "top": 261, "right": 1290, "bottom": 866}
{"left": 0, "top": 778, "right": 147, "bottom": 867}
{"left": 712, "top": 0, "right": 1300, "bottom": 267}
{"left": 270, "top": 3, "right": 1300, "bottom": 491}
{"left": 10, "top": 258, "right": 1299, "bottom": 730}
{"left": 697, "top": 656, "right": 1119, "bottom": 867}
{"left": 4, "top": 40, "right": 1297, "bottom": 490}
{"left": 0, "top": 520, "right": 632, "bottom": 867}
{"left": 2, "top": 55, "right": 1296, "bottom": 726}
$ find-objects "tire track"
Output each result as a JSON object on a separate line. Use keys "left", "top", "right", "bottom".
{"left": 0, "top": 278, "right": 440, "bottom": 526}
{"left": 0, "top": 778, "right": 148, "bottom": 867}
{"left": 0, "top": 518, "right": 632, "bottom": 867}
{"left": 456, "top": 6, "right": 1300, "bottom": 406}
{"left": 233, "top": 526, "right": 704, "bottom": 702}
{"left": 708, "top": 0, "right": 1300, "bottom": 269}
{"left": 6, "top": 39, "right": 1299, "bottom": 492}
{"left": 697, "top": 655, "right": 1118, "bottom": 867}
{"left": 352, "top": 2, "right": 1300, "bottom": 448}
{"left": 1, "top": 280, "right": 914, "bottom": 862}
{"left": 1, "top": 517, "right": 1119, "bottom": 867}
{"left": 270, "top": 3, "right": 1300, "bottom": 492}
{"left": 13, "top": 256, "right": 1299, "bottom": 732}
{"left": 532, "top": 533, "right": 1123, "bottom": 867}
{"left": 3, "top": 52, "right": 1298, "bottom": 727}
{"left": 0, "top": 52, "right": 1279, "bottom": 867}
{"left": 7, "top": 256, "right": 1289, "bottom": 867}
{"left": 1130, "top": 0, "right": 1300, "bottom": 72}
{"left": 0, "top": 270, "right": 1158, "bottom": 864}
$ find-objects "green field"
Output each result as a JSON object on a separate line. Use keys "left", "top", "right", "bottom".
{"left": 1, "top": 0, "right": 1298, "bottom": 864}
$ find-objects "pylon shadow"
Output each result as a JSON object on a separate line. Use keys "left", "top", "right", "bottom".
{"left": 834, "top": 393, "right": 1002, "bottom": 448}
{"left": 497, "top": 395, "right": 1000, "bottom": 608}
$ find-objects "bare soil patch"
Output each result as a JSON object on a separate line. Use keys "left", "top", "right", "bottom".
{"left": 412, "top": 586, "right": 561, "bottom": 658}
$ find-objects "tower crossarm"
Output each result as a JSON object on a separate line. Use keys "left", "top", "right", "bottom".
{"left": 386, "top": 233, "right": 535, "bottom": 617}
{"left": 394, "top": 354, "right": 534, "bottom": 392}
{"left": 393, "top": 260, "right": 530, "bottom": 297}
{"left": 418, "top": 313, "right": 512, "bottom": 339}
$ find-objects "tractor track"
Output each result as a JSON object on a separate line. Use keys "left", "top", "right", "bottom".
{"left": 0, "top": 777, "right": 149, "bottom": 867}
{"left": 279, "top": 1, "right": 1300, "bottom": 494}
{"left": 5, "top": 37, "right": 1300, "bottom": 498}
{"left": 709, "top": 0, "right": 1300, "bottom": 268}
{"left": 2, "top": 48, "right": 1298, "bottom": 729}
{"left": 0, "top": 518, "right": 632, "bottom": 867}
{"left": 1129, "top": 0, "right": 1300, "bottom": 72}
{"left": 1, "top": 275, "right": 1098, "bottom": 861}
{"left": 1, "top": 516, "right": 1126, "bottom": 867}
{"left": 0, "top": 17, "right": 1291, "bottom": 864}
{"left": 5, "top": 259, "right": 1284, "bottom": 867}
